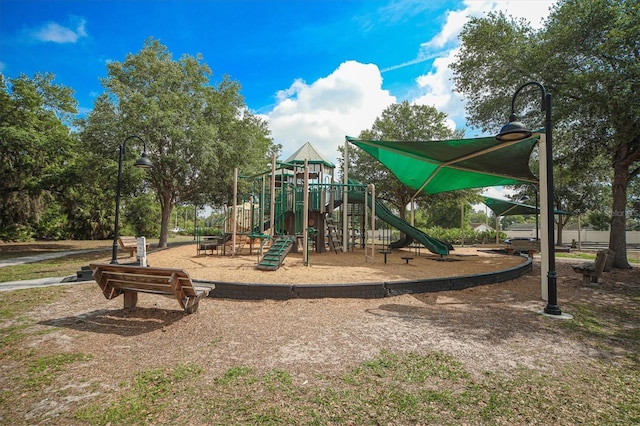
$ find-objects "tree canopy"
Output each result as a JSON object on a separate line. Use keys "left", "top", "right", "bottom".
{"left": 451, "top": 0, "right": 639, "bottom": 268}
{"left": 79, "top": 38, "right": 274, "bottom": 247}
{"left": 0, "top": 73, "right": 78, "bottom": 240}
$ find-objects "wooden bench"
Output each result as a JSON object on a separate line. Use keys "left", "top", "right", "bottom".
{"left": 572, "top": 249, "right": 609, "bottom": 285}
{"left": 89, "top": 264, "right": 211, "bottom": 313}
{"left": 118, "top": 236, "right": 150, "bottom": 257}
{"left": 505, "top": 240, "right": 539, "bottom": 257}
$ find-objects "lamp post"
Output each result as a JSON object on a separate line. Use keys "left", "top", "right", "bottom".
{"left": 496, "top": 81, "right": 562, "bottom": 316}
{"left": 110, "top": 136, "right": 153, "bottom": 264}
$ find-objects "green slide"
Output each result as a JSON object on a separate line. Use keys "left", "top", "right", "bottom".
{"left": 346, "top": 191, "right": 450, "bottom": 256}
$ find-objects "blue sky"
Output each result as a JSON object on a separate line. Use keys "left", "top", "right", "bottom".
{"left": 1, "top": 0, "right": 556, "bottom": 189}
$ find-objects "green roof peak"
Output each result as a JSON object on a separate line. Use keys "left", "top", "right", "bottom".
{"left": 284, "top": 142, "right": 335, "bottom": 168}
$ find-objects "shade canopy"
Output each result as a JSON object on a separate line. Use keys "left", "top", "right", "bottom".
{"left": 347, "top": 135, "right": 539, "bottom": 195}
{"left": 482, "top": 196, "right": 573, "bottom": 216}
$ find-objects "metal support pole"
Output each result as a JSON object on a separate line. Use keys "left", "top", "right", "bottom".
{"left": 110, "top": 145, "right": 125, "bottom": 264}
{"left": 542, "top": 92, "right": 561, "bottom": 316}
{"left": 110, "top": 136, "right": 151, "bottom": 264}
{"left": 496, "top": 82, "right": 563, "bottom": 316}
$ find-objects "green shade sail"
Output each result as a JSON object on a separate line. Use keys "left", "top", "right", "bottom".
{"left": 347, "top": 135, "right": 539, "bottom": 195}
{"left": 483, "top": 196, "right": 573, "bottom": 216}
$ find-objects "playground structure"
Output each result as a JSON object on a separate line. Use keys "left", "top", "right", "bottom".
{"left": 197, "top": 142, "right": 451, "bottom": 270}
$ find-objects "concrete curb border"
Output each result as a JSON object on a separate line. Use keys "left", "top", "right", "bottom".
{"left": 201, "top": 256, "right": 533, "bottom": 300}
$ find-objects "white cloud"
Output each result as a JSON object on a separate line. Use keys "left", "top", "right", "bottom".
{"left": 262, "top": 61, "right": 396, "bottom": 164}
{"left": 408, "top": 0, "right": 558, "bottom": 134}
{"left": 413, "top": 49, "right": 463, "bottom": 132}
{"left": 30, "top": 17, "right": 87, "bottom": 43}
{"left": 260, "top": 1, "right": 558, "bottom": 167}
{"left": 421, "top": 8, "right": 468, "bottom": 50}
{"left": 482, "top": 186, "right": 516, "bottom": 200}
{"left": 484, "top": 0, "right": 556, "bottom": 29}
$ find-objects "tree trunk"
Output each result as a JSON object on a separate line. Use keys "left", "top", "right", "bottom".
{"left": 556, "top": 219, "right": 564, "bottom": 247}
{"left": 556, "top": 210, "right": 572, "bottom": 247}
{"left": 158, "top": 192, "right": 172, "bottom": 249}
{"left": 609, "top": 163, "right": 631, "bottom": 269}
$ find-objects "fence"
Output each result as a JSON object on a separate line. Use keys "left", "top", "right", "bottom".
{"left": 505, "top": 229, "right": 640, "bottom": 246}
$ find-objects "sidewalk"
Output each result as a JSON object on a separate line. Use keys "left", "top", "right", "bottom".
{"left": 0, "top": 275, "right": 80, "bottom": 292}
{"left": 0, "top": 249, "right": 107, "bottom": 268}
{"left": 0, "top": 249, "right": 107, "bottom": 292}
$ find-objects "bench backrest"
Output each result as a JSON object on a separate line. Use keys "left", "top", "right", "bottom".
{"left": 594, "top": 249, "right": 608, "bottom": 276}
{"left": 118, "top": 236, "right": 138, "bottom": 248}
{"left": 90, "top": 264, "right": 200, "bottom": 309}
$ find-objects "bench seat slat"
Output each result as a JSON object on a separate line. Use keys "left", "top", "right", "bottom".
{"left": 106, "top": 281, "right": 173, "bottom": 293}
{"left": 90, "top": 263, "right": 210, "bottom": 313}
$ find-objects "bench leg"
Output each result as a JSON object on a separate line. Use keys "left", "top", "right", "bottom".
{"left": 184, "top": 300, "right": 199, "bottom": 314}
{"left": 123, "top": 291, "right": 138, "bottom": 309}
{"left": 582, "top": 274, "right": 593, "bottom": 286}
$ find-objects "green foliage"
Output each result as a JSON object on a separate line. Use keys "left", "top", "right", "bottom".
{"left": 124, "top": 194, "right": 162, "bottom": 238}
{"left": 500, "top": 214, "right": 527, "bottom": 230}
{"left": 216, "top": 366, "right": 255, "bottom": 385}
{"left": 468, "top": 209, "right": 490, "bottom": 225}
{"left": 424, "top": 226, "right": 505, "bottom": 245}
{"left": 586, "top": 211, "right": 611, "bottom": 231}
{"left": 0, "top": 225, "right": 33, "bottom": 243}
{"left": 33, "top": 203, "right": 71, "bottom": 240}
{"left": 57, "top": 147, "right": 121, "bottom": 240}
{"left": 79, "top": 38, "right": 274, "bottom": 247}
{"left": 196, "top": 226, "right": 223, "bottom": 237}
{"left": 419, "top": 196, "right": 479, "bottom": 229}
{"left": 627, "top": 180, "right": 640, "bottom": 230}
{"left": 0, "top": 73, "right": 78, "bottom": 240}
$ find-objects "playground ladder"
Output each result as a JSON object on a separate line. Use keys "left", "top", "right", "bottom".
{"left": 326, "top": 217, "right": 342, "bottom": 254}
{"left": 256, "top": 236, "right": 296, "bottom": 271}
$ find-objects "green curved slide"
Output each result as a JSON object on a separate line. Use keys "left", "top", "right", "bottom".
{"left": 346, "top": 191, "right": 450, "bottom": 256}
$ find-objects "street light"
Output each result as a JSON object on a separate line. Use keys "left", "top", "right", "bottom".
{"left": 496, "top": 81, "right": 562, "bottom": 316}
{"left": 110, "top": 136, "right": 153, "bottom": 264}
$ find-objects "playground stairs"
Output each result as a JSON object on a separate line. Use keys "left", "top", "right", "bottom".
{"left": 326, "top": 217, "right": 342, "bottom": 253}
{"left": 256, "top": 236, "right": 296, "bottom": 271}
